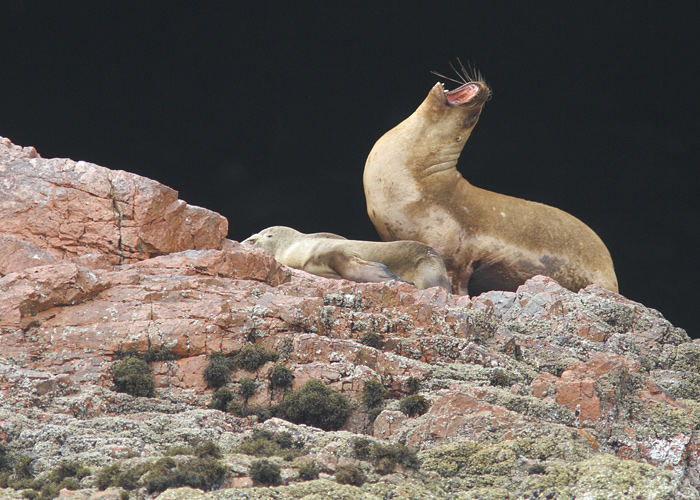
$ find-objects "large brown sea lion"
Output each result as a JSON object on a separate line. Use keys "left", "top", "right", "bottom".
{"left": 241, "top": 226, "right": 451, "bottom": 290}
{"left": 363, "top": 71, "right": 618, "bottom": 295}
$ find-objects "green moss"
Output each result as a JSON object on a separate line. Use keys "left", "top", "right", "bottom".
{"left": 111, "top": 357, "right": 155, "bottom": 397}
{"left": 335, "top": 464, "right": 366, "bottom": 486}
{"left": 672, "top": 343, "right": 700, "bottom": 373}
{"left": 360, "top": 332, "right": 384, "bottom": 349}
{"left": 631, "top": 399, "right": 695, "bottom": 439}
{"left": 203, "top": 352, "right": 235, "bottom": 389}
{"left": 249, "top": 459, "right": 281, "bottom": 486}
{"left": 277, "top": 379, "right": 351, "bottom": 431}
{"left": 421, "top": 435, "right": 640, "bottom": 497}
{"left": 362, "top": 380, "right": 387, "bottom": 409}
{"left": 234, "top": 344, "right": 279, "bottom": 372}
{"left": 399, "top": 394, "right": 430, "bottom": 417}
{"left": 269, "top": 364, "right": 294, "bottom": 391}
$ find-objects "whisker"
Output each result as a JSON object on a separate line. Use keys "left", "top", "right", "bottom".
{"left": 430, "top": 70, "right": 467, "bottom": 86}
{"left": 449, "top": 61, "right": 468, "bottom": 84}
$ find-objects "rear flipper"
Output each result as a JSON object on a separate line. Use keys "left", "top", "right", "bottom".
{"left": 333, "top": 255, "right": 410, "bottom": 285}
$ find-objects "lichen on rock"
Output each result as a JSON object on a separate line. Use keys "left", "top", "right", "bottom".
{"left": 1, "top": 136, "right": 699, "bottom": 499}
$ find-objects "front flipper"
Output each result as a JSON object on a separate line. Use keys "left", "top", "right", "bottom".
{"left": 328, "top": 252, "right": 407, "bottom": 284}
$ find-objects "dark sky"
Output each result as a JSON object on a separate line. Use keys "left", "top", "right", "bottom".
{"left": 1, "top": 3, "right": 698, "bottom": 336}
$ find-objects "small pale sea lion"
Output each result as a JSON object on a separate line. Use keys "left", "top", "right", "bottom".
{"left": 241, "top": 226, "right": 451, "bottom": 290}
{"left": 363, "top": 67, "right": 618, "bottom": 295}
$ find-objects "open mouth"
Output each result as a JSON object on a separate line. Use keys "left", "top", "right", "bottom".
{"left": 443, "top": 82, "right": 482, "bottom": 106}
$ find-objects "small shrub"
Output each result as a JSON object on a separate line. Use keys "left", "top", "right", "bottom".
{"left": 405, "top": 377, "right": 420, "bottom": 394}
{"left": 238, "top": 378, "right": 258, "bottom": 402}
{"left": 360, "top": 332, "right": 383, "bottom": 349}
{"left": 51, "top": 461, "right": 90, "bottom": 481}
{"left": 225, "top": 400, "right": 246, "bottom": 416}
{"left": 40, "top": 483, "right": 61, "bottom": 499}
{"left": 96, "top": 463, "right": 141, "bottom": 491}
{"left": 7, "top": 460, "right": 89, "bottom": 500}
{"left": 335, "top": 464, "right": 365, "bottom": 486}
{"left": 362, "top": 380, "right": 387, "bottom": 409}
{"left": 250, "top": 405, "right": 273, "bottom": 422}
{"left": 22, "top": 490, "right": 39, "bottom": 500}
{"left": 194, "top": 441, "right": 223, "bottom": 459}
{"left": 399, "top": 394, "right": 430, "bottom": 417}
{"left": 234, "top": 344, "right": 279, "bottom": 372}
{"left": 14, "top": 455, "right": 34, "bottom": 480}
{"left": 164, "top": 446, "right": 193, "bottom": 457}
{"left": 277, "top": 379, "right": 350, "bottom": 431}
{"left": 370, "top": 442, "right": 419, "bottom": 474}
{"left": 112, "top": 357, "right": 155, "bottom": 397}
{"left": 297, "top": 460, "right": 319, "bottom": 481}
{"left": 351, "top": 439, "right": 419, "bottom": 475}
{"left": 164, "top": 442, "right": 222, "bottom": 459}
{"left": 0, "top": 445, "right": 11, "bottom": 472}
{"left": 116, "top": 347, "right": 177, "bottom": 363}
{"left": 351, "top": 438, "right": 372, "bottom": 460}
{"left": 235, "top": 430, "right": 303, "bottom": 458}
{"left": 203, "top": 352, "right": 235, "bottom": 388}
{"left": 143, "top": 457, "right": 227, "bottom": 494}
{"left": 209, "top": 388, "right": 235, "bottom": 411}
{"left": 490, "top": 370, "right": 510, "bottom": 387}
{"left": 249, "top": 459, "right": 281, "bottom": 486}
{"left": 97, "top": 457, "right": 227, "bottom": 494}
{"left": 141, "top": 347, "right": 177, "bottom": 363}
{"left": 269, "top": 364, "right": 294, "bottom": 391}
{"left": 528, "top": 463, "right": 547, "bottom": 475}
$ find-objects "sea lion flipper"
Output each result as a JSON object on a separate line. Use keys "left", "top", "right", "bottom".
{"left": 331, "top": 254, "right": 406, "bottom": 284}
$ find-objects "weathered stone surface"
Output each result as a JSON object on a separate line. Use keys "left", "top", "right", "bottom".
{"left": 0, "top": 137, "right": 698, "bottom": 499}
{"left": 0, "top": 137, "right": 228, "bottom": 265}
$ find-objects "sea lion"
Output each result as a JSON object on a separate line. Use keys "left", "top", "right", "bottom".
{"left": 363, "top": 71, "right": 618, "bottom": 295}
{"left": 241, "top": 226, "right": 451, "bottom": 290}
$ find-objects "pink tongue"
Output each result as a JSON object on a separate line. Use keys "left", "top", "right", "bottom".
{"left": 446, "top": 83, "right": 480, "bottom": 105}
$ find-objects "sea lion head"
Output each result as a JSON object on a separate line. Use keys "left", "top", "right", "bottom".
{"left": 241, "top": 226, "right": 299, "bottom": 255}
{"left": 415, "top": 78, "right": 492, "bottom": 142}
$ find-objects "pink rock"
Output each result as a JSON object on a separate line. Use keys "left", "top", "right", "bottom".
{"left": 0, "top": 137, "right": 228, "bottom": 264}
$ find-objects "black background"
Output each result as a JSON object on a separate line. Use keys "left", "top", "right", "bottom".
{"left": 1, "top": 2, "right": 697, "bottom": 336}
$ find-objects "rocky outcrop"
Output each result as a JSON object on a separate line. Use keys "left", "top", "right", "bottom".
{"left": 0, "top": 136, "right": 698, "bottom": 499}
{"left": 0, "top": 137, "right": 228, "bottom": 266}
